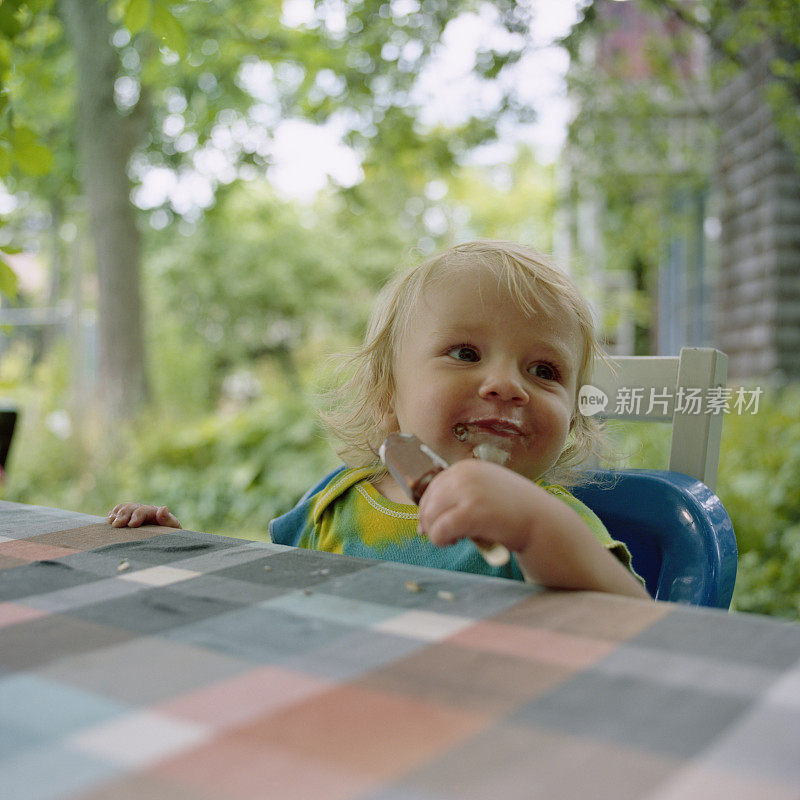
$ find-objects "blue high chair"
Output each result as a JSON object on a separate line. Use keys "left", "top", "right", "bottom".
{"left": 573, "top": 348, "right": 737, "bottom": 608}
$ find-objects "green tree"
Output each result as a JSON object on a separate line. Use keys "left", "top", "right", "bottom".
{"left": 644, "top": 0, "right": 800, "bottom": 160}
{"left": 58, "top": 0, "right": 151, "bottom": 417}
{"left": 145, "top": 178, "right": 401, "bottom": 401}
{"left": 562, "top": 0, "right": 721, "bottom": 351}
{"left": 3, "top": 0, "right": 535, "bottom": 420}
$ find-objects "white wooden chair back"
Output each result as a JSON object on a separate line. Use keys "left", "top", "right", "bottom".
{"left": 585, "top": 347, "right": 728, "bottom": 490}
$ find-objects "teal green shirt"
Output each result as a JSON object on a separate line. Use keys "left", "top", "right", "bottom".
{"left": 270, "top": 467, "right": 636, "bottom": 582}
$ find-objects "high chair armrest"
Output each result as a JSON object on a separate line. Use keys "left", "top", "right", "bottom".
{"left": 572, "top": 469, "right": 737, "bottom": 608}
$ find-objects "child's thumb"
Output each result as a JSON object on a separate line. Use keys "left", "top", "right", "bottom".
{"left": 157, "top": 506, "right": 181, "bottom": 528}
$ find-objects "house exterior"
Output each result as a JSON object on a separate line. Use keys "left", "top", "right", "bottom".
{"left": 559, "top": 0, "right": 800, "bottom": 381}
{"left": 715, "top": 40, "right": 800, "bottom": 381}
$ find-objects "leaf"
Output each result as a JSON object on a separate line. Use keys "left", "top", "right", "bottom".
{"left": 0, "top": 258, "right": 18, "bottom": 300}
{"left": 125, "top": 0, "right": 153, "bottom": 35}
{"left": 0, "top": 141, "right": 11, "bottom": 178}
{"left": 152, "top": 4, "right": 186, "bottom": 57}
{"left": 23, "top": 0, "right": 54, "bottom": 13}
{"left": 12, "top": 126, "right": 54, "bottom": 177}
{"left": 0, "top": 1, "right": 23, "bottom": 39}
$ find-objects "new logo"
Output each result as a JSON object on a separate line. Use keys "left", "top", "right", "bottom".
{"left": 578, "top": 385, "right": 608, "bottom": 416}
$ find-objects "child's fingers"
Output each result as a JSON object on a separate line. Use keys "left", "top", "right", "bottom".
{"left": 155, "top": 506, "right": 182, "bottom": 529}
{"left": 107, "top": 503, "right": 181, "bottom": 529}
{"left": 422, "top": 504, "right": 468, "bottom": 548}
{"left": 417, "top": 490, "right": 460, "bottom": 544}
{"left": 109, "top": 505, "right": 136, "bottom": 527}
{"left": 417, "top": 473, "right": 459, "bottom": 531}
{"left": 128, "top": 506, "right": 156, "bottom": 527}
{"left": 108, "top": 503, "right": 135, "bottom": 522}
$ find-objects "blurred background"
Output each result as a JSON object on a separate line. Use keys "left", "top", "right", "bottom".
{"left": 1, "top": 0, "right": 799, "bottom": 617}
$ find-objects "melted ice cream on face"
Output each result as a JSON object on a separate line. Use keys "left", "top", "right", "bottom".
{"left": 472, "top": 442, "right": 511, "bottom": 465}
{"left": 453, "top": 423, "right": 513, "bottom": 466}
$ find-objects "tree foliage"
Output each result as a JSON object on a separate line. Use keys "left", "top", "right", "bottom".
{"left": 561, "top": 1, "right": 713, "bottom": 351}
{"left": 0, "top": 0, "right": 62, "bottom": 296}
{"left": 631, "top": 0, "right": 800, "bottom": 158}
{"left": 1, "top": 0, "right": 536, "bottom": 417}
{"left": 560, "top": 0, "right": 800, "bottom": 352}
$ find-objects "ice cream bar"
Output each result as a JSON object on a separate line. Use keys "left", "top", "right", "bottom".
{"left": 379, "top": 432, "right": 448, "bottom": 504}
{"left": 379, "top": 432, "right": 511, "bottom": 567}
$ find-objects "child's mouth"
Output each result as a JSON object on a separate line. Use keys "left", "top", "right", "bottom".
{"left": 453, "top": 420, "right": 525, "bottom": 441}
{"left": 452, "top": 421, "right": 526, "bottom": 466}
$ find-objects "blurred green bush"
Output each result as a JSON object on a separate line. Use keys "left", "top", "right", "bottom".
{"left": 0, "top": 345, "right": 338, "bottom": 541}
{"left": 717, "top": 385, "right": 800, "bottom": 619}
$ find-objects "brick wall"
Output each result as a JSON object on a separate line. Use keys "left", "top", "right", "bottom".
{"left": 715, "top": 42, "right": 800, "bottom": 381}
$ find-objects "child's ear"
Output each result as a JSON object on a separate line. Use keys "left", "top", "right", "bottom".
{"left": 376, "top": 395, "right": 399, "bottom": 433}
{"left": 380, "top": 407, "right": 399, "bottom": 434}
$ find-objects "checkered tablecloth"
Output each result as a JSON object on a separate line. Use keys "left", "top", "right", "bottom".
{"left": 2, "top": 499, "right": 799, "bottom": 800}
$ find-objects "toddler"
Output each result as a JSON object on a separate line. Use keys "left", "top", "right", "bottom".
{"left": 110, "top": 241, "right": 648, "bottom": 598}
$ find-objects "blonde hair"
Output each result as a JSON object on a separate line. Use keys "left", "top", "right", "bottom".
{"left": 321, "top": 240, "right": 606, "bottom": 486}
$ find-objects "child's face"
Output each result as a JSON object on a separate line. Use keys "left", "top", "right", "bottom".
{"left": 383, "top": 268, "right": 582, "bottom": 482}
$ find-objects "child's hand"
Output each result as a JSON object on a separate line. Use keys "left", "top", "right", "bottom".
{"left": 418, "top": 459, "right": 650, "bottom": 598}
{"left": 417, "top": 459, "right": 538, "bottom": 554}
{"left": 107, "top": 503, "right": 182, "bottom": 529}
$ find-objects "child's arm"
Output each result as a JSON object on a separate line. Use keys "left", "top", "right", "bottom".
{"left": 418, "top": 460, "right": 650, "bottom": 599}
{"left": 108, "top": 503, "right": 182, "bottom": 529}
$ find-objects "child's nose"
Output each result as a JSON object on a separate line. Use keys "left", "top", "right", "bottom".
{"left": 478, "top": 367, "right": 529, "bottom": 404}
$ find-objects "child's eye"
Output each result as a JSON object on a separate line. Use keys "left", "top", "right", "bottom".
{"left": 447, "top": 345, "right": 480, "bottom": 363}
{"left": 529, "top": 362, "right": 559, "bottom": 381}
